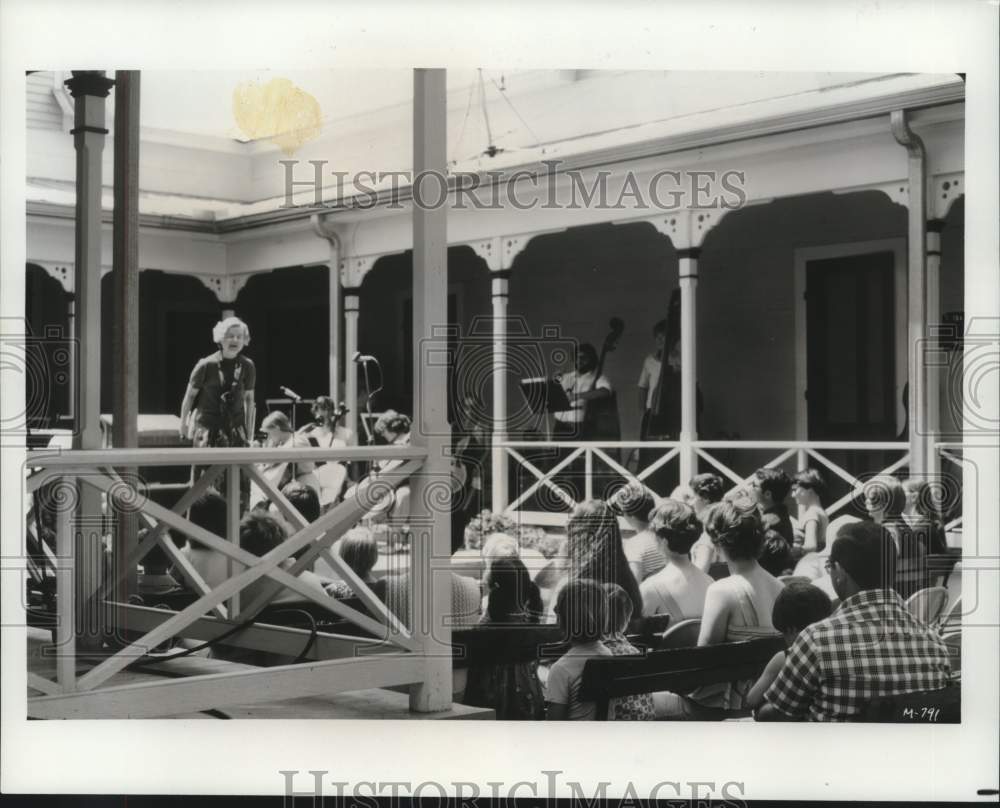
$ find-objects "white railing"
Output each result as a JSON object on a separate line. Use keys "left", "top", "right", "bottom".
{"left": 495, "top": 439, "right": 910, "bottom": 527}
{"left": 935, "top": 442, "right": 965, "bottom": 534}
{"left": 24, "top": 444, "right": 438, "bottom": 719}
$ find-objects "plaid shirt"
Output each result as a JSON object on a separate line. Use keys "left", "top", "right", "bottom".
{"left": 764, "top": 588, "right": 952, "bottom": 721}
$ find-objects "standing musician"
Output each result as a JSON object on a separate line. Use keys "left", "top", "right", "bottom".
{"left": 179, "top": 316, "right": 256, "bottom": 448}
{"left": 553, "top": 343, "right": 614, "bottom": 440}
{"left": 638, "top": 319, "right": 669, "bottom": 439}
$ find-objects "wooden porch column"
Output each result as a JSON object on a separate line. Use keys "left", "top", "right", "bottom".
{"left": 343, "top": 288, "right": 361, "bottom": 443}
{"left": 890, "top": 109, "right": 928, "bottom": 476}
{"left": 491, "top": 270, "right": 510, "bottom": 511}
{"left": 409, "top": 68, "right": 452, "bottom": 713}
{"left": 925, "top": 218, "right": 945, "bottom": 477}
{"left": 311, "top": 215, "right": 342, "bottom": 401}
{"left": 111, "top": 70, "right": 141, "bottom": 618}
{"left": 678, "top": 248, "right": 700, "bottom": 484}
{"left": 66, "top": 70, "right": 114, "bottom": 652}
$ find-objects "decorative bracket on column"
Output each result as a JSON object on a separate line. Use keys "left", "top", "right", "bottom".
{"left": 195, "top": 272, "right": 254, "bottom": 304}
{"left": 931, "top": 172, "right": 963, "bottom": 220}
{"left": 501, "top": 234, "right": 529, "bottom": 268}
{"left": 466, "top": 237, "right": 503, "bottom": 272}
{"left": 834, "top": 179, "right": 909, "bottom": 209}
{"left": 644, "top": 208, "right": 729, "bottom": 251}
{"left": 339, "top": 254, "right": 379, "bottom": 288}
{"left": 34, "top": 262, "right": 114, "bottom": 294}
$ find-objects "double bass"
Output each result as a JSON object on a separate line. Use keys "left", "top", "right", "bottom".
{"left": 583, "top": 317, "right": 624, "bottom": 441}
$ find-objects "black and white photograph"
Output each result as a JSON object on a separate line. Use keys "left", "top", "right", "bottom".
{"left": 1, "top": 1, "right": 998, "bottom": 803}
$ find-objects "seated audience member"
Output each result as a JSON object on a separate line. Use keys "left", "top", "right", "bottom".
{"left": 757, "top": 521, "right": 952, "bottom": 722}
{"left": 654, "top": 501, "right": 784, "bottom": 718}
{"left": 326, "top": 526, "right": 387, "bottom": 602}
{"left": 602, "top": 583, "right": 655, "bottom": 720}
{"left": 385, "top": 570, "right": 482, "bottom": 630}
{"left": 546, "top": 500, "right": 643, "bottom": 622}
{"left": 641, "top": 499, "right": 712, "bottom": 621}
{"left": 277, "top": 481, "right": 322, "bottom": 562}
{"left": 791, "top": 469, "right": 829, "bottom": 556}
{"left": 385, "top": 569, "right": 482, "bottom": 702}
{"left": 688, "top": 473, "right": 726, "bottom": 572}
{"left": 609, "top": 483, "right": 666, "bottom": 582}
{"left": 463, "top": 558, "right": 546, "bottom": 720}
{"left": 901, "top": 477, "right": 949, "bottom": 555}
{"left": 137, "top": 529, "right": 181, "bottom": 595}
{"left": 669, "top": 484, "right": 697, "bottom": 507}
{"left": 750, "top": 468, "right": 795, "bottom": 547}
{"left": 238, "top": 511, "right": 329, "bottom": 605}
{"left": 181, "top": 489, "right": 231, "bottom": 589}
{"left": 864, "top": 475, "right": 928, "bottom": 598}
{"left": 747, "top": 582, "right": 833, "bottom": 709}
{"left": 758, "top": 528, "right": 793, "bottom": 578}
{"left": 545, "top": 579, "right": 612, "bottom": 720}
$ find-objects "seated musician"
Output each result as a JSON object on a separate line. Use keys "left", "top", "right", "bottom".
{"left": 553, "top": 344, "right": 612, "bottom": 440}
{"left": 299, "top": 397, "right": 350, "bottom": 508}
{"left": 253, "top": 411, "right": 320, "bottom": 503}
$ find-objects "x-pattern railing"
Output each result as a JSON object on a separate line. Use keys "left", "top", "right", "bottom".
{"left": 25, "top": 445, "right": 429, "bottom": 717}
{"left": 498, "top": 439, "right": 910, "bottom": 523}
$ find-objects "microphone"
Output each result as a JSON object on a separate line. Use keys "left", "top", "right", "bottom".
{"left": 280, "top": 386, "right": 303, "bottom": 402}
{"left": 352, "top": 351, "right": 377, "bottom": 364}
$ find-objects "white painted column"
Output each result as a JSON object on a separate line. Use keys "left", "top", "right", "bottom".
{"left": 66, "top": 70, "right": 114, "bottom": 652}
{"left": 925, "top": 218, "right": 944, "bottom": 478}
{"left": 491, "top": 270, "right": 510, "bottom": 511}
{"left": 408, "top": 68, "right": 452, "bottom": 713}
{"left": 891, "top": 110, "right": 928, "bottom": 476}
{"left": 678, "top": 248, "right": 700, "bottom": 484}
{"left": 343, "top": 288, "right": 361, "bottom": 443}
{"left": 311, "top": 215, "right": 342, "bottom": 400}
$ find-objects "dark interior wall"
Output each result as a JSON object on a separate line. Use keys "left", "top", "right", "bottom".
{"left": 229, "top": 265, "right": 330, "bottom": 421}
{"left": 24, "top": 264, "right": 71, "bottom": 425}
{"left": 357, "top": 247, "right": 490, "bottom": 416}
{"left": 99, "top": 270, "right": 223, "bottom": 416}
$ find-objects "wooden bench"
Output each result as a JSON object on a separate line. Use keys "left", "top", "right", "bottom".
{"left": 580, "top": 635, "right": 784, "bottom": 721}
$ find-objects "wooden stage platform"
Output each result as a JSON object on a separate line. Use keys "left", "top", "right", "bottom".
{"left": 27, "top": 628, "right": 493, "bottom": 720}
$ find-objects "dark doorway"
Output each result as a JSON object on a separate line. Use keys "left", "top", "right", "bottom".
{"left": 806, "top": 251, "right": 896, "bottom": 441}
{"left": 24, "top": 264, "right": 72, "bottom": 428}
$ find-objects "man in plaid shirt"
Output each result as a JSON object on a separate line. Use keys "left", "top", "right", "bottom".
{"left": 758, "top": 520, "right": 952, "bottom": 721}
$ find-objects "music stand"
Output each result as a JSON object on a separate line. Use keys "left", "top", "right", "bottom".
{"left": 518, "top": 377, "right": 572, "bottom": 440}
{"left": 264, "top": 397, "right": 316, "bottom": 433}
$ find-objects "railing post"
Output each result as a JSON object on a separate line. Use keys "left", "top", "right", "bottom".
{"left": 491, "top": 270, "right": 510, "bottom": 512}
{"left": 227, "top": 464, "right": 241, "bottom": 616}
{"left": 55, "top": 475, "right": 77, "bottom": 693}
{"left": 925, "top": 218, "right": 945, "bottom": 480}
{"left": 584, "top": 447, "right": 594, "bottom": 501}
{"left": 409, "top": 67, "right": 452, "bottom": 713}
{"left": 797, "top": 448, "right": 808, "bottom": 472}
{"left": 344, "top": 288, "right": 361, "bottom": 444}
{"left": 678, "top": 247, "right": 700, "bottom": 485}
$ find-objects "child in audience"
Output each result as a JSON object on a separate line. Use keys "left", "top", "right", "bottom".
{"left": 792, "top": 469, "right": 828, "bottom": 556}
{"left": 758, "top": 528, "right": 793, "bottom": 578}
{"left": 747, "top": 581, "right": 833, "bottom": 710}
{"left": 751, "top": 468, "right": 795, "bottom": 546}
{"left": 602, "top": 583, "right": 655, "bottom": 720}
{"left": 610, "top": 484, "right": 666, "bottom": 583}
{"left": 463, "top": 557, "right": 546, "bottom": 720}
{"left": 546, "top": 579, "right": 612, "bottom": 720}
{"left": 901, "top": 477, "right": 949, "bottom": 554}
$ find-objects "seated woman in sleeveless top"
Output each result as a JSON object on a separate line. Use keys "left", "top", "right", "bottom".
{"left": 653, "top": 499, "right": 783, "bottom": 718}
{"left": 640, "top": 498, "right": 712, "bottom": 621}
